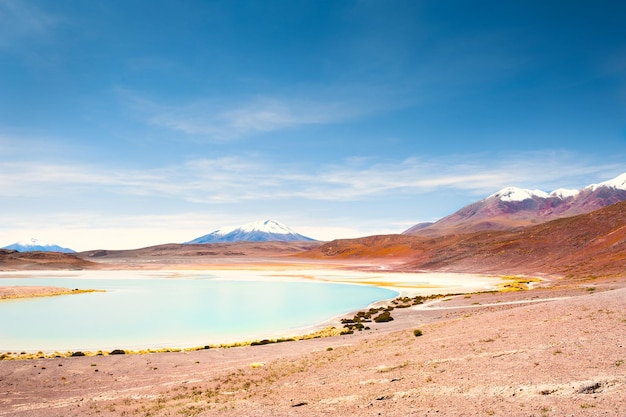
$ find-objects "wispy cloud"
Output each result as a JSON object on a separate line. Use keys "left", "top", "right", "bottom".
{"left": 0, "top": 152, "right": 621, "bottom": 204}
{"left": 2, "top": 151, "right": 622, "bottom": 250}
{"left": 123, "top": 92, "right": 357, "bottom": 142}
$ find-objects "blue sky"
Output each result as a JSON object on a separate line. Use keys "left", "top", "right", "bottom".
{"left": 1, "top": 0, "right": 625, "bottom": 250}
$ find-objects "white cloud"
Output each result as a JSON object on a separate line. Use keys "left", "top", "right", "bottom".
{"left": 1, "top": 152, "right": 623, "bottom": 250}
{"left": 124, "top": 93, "right": 355, "bottom": 142}
{"left": 0, "top": 152, "right": 621, "bottom": 203}
{"left": 0, "top": 210, "right": 408, "bottom": 251}
{"left": 0, "top": 211, "right": 237, "bottom": 251}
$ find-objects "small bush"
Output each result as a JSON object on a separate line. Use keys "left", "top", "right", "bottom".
{"left": 413, "top": 329, "right": 423, "bottom": 337}
{"left": 373, "top": 311, "right": 394, "bottom": 323}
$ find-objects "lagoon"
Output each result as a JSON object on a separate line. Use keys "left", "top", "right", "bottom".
{"left": 0, "top": 270, "right": 399, "bottom": 352}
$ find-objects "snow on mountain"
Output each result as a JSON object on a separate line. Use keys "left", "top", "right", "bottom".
{"left": 586, "top": 172, "right": 626, "bottom": 191}
{"left": 186, "top": 220, "right": 316, "bottom": 244}
{"left": 238, "top": 220, "right": 294, "bottom": 234}
{"left": 489, "top": 187, "right": 549, "bottom": 202}
{"left": 549, "top": 188, "right": 580, "bottom": 199}
{"left": 186, "top": 225, "right": 237, "bottom": 243}
{"left": 489, "top": 172, "right": 626, "bottom": 203}
{"left": 2, "top": 238, "right": 76, "bottom": 253}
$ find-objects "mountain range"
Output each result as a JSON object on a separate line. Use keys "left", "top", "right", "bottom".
{"left": 186, "top": 219, "right": 316, "bottom": 244}
{"left": 3, "top": 173, "right": 625, "bottom": 264}
{"left": 303, "top": 198, "right": 626, "bottom": 278}
{"left": 1, "top": 238, "right": 76, "bottom": 253}
{"left": 404, "top": 173, "right": 626, "bottom": 236}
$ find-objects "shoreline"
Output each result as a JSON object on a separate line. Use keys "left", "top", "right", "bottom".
{"left": 0, "top": 286, "right": 104, "bottom": 300}
{"left": 0, "top": 268, "right": 506, "bottom": 357}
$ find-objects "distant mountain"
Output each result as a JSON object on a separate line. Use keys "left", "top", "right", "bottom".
{"left": 404, "top": 173, "right": 626, "bottom": 237}
{"left": 186, "top": 220, "right": 317, "bottom": 244}
{"left": 2, "top": 238, "right": 76, "bottom": 253}
{"left": 0, "top": 249, "right": 93, "bottom": 270}
{"left": 302, "top": 200, "right": 626, "bottom": 277}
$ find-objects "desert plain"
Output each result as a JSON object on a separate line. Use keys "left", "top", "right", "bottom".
{"left": 1, "top": 240, "right": 625, "bottom": 417}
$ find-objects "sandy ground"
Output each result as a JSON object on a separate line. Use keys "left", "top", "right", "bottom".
{"left": 1, "top": 270, "right": 624, "bottom": 416}
{"left": 0, "top": 286, "right": 102, "bottom": 300}
{"left": 0, "top": 286, "right": 72, "bottom": 299}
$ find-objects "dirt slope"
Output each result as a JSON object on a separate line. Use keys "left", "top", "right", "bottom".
{"left": 303, "top": 201, "right": 626, "bottom": 278}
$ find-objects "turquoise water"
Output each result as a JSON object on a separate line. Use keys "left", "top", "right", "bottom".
{"left": 0, "top": 273, "right": 397, "bottom": 351}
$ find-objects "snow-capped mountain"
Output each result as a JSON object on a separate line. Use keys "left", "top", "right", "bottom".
{"left": 490, "top": 187, "right": 550, "bottom": 202}
{"left": 404, "top": 173, "right": 626, "bottom": 237}
{"left": 2, "top": 238, "right": 76, "bottom": 253}
{"left": 549, "top": 188, "right": 580, "bottom": 199}
{"left": 186, "top": 220, "right": 316, "bottom": 244}
{"left": 586, "top": 172, "right": 626, "bottom": 191}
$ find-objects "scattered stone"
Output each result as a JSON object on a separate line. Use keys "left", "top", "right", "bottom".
{"left": 579, "top": 382, "right": 602, "bottom": 394}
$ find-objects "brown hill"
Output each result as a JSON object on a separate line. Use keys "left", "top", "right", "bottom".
{"left": 303, "top": 200, "right": 626, "bottom": 278}
{"left": 0, "top": 249, "right": 96, "bottom": 270}
{"left": 78, "top": 241, "right": 323, "bottom": 267}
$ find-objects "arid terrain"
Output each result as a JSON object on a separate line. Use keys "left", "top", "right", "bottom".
{"left": 1, "top": 273, "right": 624, "bottom": 416}
{"left": 1, "top": 202, "right": 625, "bottom": 416}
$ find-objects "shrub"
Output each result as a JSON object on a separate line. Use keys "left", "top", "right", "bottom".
{"left": 373, "top": 311, "right": 394, "bottom": 323}
{"left": 413, "top": 329, "right": 423, "bottom": 337}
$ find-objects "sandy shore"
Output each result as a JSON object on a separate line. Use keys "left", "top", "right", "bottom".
{"left": 1, "top": 266, "right": 624, "bottom": 416}
{"left": 0, "top": 286, "right": 102, "bottom": 300}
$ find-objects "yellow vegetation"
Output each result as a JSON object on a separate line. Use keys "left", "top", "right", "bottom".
{"left": 0, "top": 288, "right": 105, "bottom": 300}
{"left": 497, "top": 276, "right": 542, "bottom": 291}
{"left": 0, "top": 327, "right": 346, "bottom": 360}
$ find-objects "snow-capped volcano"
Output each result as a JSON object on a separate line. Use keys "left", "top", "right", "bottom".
{"left": 186, "top": 220, "right": 316, "bottom": 244}
{"left": 2, "top": 238, "right": 76, "bottom": 253}
{"left": 404, "top": 172, "right": 626, "bottom": 236}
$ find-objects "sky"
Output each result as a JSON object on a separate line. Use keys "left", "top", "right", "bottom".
{"left": 1, "top": 0, "right": 625, "bottom": 251}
